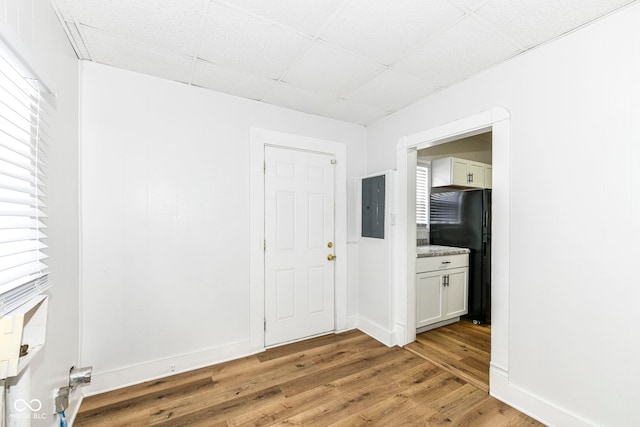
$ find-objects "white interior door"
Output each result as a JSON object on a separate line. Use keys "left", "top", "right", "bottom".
{"left": 264, "top": 146, "right": 335, "bottom": 347}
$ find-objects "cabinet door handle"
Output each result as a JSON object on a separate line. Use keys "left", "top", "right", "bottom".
{"left": 441, "top": 261, "right": 451, "bottom": 265}
{"left": 470, "top": 172, "right": 474, "bottom": 182}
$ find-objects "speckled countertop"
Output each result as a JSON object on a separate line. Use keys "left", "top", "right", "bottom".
{"left": 416, "top": 245, "right": 470, "bottom": 258}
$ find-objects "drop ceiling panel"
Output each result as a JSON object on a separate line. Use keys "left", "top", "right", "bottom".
{"left": 448, "top": 0, "right": 492, "bottom": 12}
{"left": 51, "top": 0, "right": 639, "bottom": 126}
{"left": 82, "top": 27, "right": 193, "bottom": 83}
{"left": 476, "top": 0, "right": 636, "bottom": 48}
{"left": 66, "top": 0, "right": 206, "bottom": 56}
{"left": 192, "top": 59, "right": 276, "bottom": 101}
{"left": 347, "top": 69, "right": 440, "bottom": 113}
{"left": 320, "top": 0, "right": 464, "bottom": 66}
{"left": 283, "top": 41, "right": 386, "bottom": 98}
{"left": 319, "top": 99, "right": 388, "bottom": 125}
{"left": 395, "top": 15, "right": 522, "bottom": 88}
{"left": 198, "top": 3, "right": 312, "bottom": 79}
{"left": 262, "top": 81, "right": 338, "bottom": 116}
{"left": 219, "top": 0, "right": 348, "bottom": 37}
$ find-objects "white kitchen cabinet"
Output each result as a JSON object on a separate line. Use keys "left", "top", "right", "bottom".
{"left": 431, "top": 157, "right": 491, "bottom": 189}
{"left": 416, "top": 254, "right": 468, "bottom": 330}
{"left": 484, "top": 165, "right": 492, "bottom": 189}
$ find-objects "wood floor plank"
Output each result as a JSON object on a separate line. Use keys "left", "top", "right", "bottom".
{"left": 418, "top": 329, "right": 489, "bottom": 362}
{"left": 145, "top": 333, "right": 385, "bottom": 425}
{"left": 226, "top": 383, "right": 341, "bottom": 426}
{"left": 75, "top": 377, "right": 216, "bottom": 425}
{"left": 405, "top": 340, "right": 489, "bottom": 392}
{"left": 277, "top": 382, "right": 401, "bottom": 426}
{"left": 78, "top": 364, "right": 226, "bottom": 412}
{"left": 151, "top": 385, "right": 282, "bottom": 427}
{"left": 407, "top": 320, "right": 491, "bottom": 392}
{"left": 277, "top": 344, "right": 400, "bottom": 398}
{"left": 76, "top": 329, "right": 545, "bottom": 427}
{"left": 257, "top": 329, "right": 362, "bottom": 362}
{"left": 227, "top": 352, "right": 428, "bottom": 426}
{"left": 438, "top": 324, "right": 490, "bottom": 352}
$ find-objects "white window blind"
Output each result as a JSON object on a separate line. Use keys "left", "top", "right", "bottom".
{"left": 416, "top": 164, "right": 429, "bottom": 225}
{"left": 0, "top": 48, "right": 51, "bottom": 315}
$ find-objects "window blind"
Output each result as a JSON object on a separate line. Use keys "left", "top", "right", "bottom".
{"left": 0, "top": 48, "right": 51, "bottom": 315}
{"left": 416, "top": 165, "right": 429, "bottom": 225}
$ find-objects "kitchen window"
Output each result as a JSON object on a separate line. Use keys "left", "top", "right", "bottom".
{"left": 416, "top": 163, "right": 429, "bottom": 226}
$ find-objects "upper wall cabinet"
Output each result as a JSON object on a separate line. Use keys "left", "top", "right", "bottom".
{"left": 431, "top": 157, "right": 492, "bottom": 189}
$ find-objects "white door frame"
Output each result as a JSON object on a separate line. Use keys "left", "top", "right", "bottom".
{"left": 395, "top": 108, "right": 511, "bottom": 393}
{"left": 249, "top": 128, "right": 348, "bottom": 351}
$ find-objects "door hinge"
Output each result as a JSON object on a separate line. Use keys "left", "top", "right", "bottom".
{"left": 331, "top": 159, "right": 337, "bottom": 165}
{"left": 264, "top": 240, "right": 266, "bottom": 251}
{"left": 263, "top": 161, "right": 266, "bottom": 173}
{"left": 264, "top": 319, "right": 267, "bottom": 331}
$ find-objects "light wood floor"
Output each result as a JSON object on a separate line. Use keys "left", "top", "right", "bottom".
{"left": 406, "top": 320, "right": 491, "bottom": 392}
{"left": 76, "top": 329, "right": 544, "bottom": 426}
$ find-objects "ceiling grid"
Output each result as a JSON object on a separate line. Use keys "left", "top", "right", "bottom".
{"left": 50, "top": 0, "right": 638, "bottom": 125}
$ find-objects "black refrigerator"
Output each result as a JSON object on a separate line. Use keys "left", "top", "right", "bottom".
{"left": 429, "top": 189, "right": 491, "bottom": 324}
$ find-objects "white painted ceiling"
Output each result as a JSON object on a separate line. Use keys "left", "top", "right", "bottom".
{"left": 51, "top": 0, "right": 636, "bottom": 126}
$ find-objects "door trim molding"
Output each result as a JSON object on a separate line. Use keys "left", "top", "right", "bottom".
{"left": 394, "top": 107, "right": 511, "bottom": 383}
{"left": 249, "top": 128, "right": 348, "bottom": 352}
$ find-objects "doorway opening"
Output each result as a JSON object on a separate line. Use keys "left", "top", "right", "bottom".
{"left": 410, "top": 131, "right": 493, "bottom": 390}
{"left": 395, "top": 107, "right": 511, "bottom": 396}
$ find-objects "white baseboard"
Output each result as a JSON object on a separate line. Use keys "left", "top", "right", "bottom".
{"left": 490, "top": 364, "right": 595, "bottom": 427}
{"left": 393, "top": 322, "right": 406, "bottom": 347}
{"left": 66, "top": 389, "right": 83, "bottom": 427}
{"left": 82, "top": 339, "right": 258, "bottom": 396}
{"left": 356, "top": 315, "right": 395, "bottom": 347}
{"left": 416, "top": 317, "right": 459, "bottom": 334}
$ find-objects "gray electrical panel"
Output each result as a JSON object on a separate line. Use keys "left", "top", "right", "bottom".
{"left": 361, "top": 175, "right": 385, "bottom": 239}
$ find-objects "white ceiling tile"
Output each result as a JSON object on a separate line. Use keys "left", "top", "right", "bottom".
{"left": 320, "top": 0, "right": 464, "bottom": 65}
{"left": 220, "top": 0, "right": 347, "bottom": 36}
{"left": 319, "top": 99, "right": 388, "bottom": 125}
{"left": 198, "top": 3, "right": 312, "bottom": 80}
{"left": 476, "top": 0, "right": 636, "bottom": 48}
{"left": 446, "top": 0, "right": 491, "bottom": 12}
{"left": 283, "top": 42, "right": 386, "bottom": 98}
{"left": 262, "top": 81, "right": 339, "bottom": 115}
{"left": 192, "top": 59, "right": 277, "bottom": 100}
{"left": 394, "top": 16, "right": 522, "bottom": 88}
{"left": 82, "top": 27, "right": 193, "bottom": 84}
{"left": 66, "top": 0, "right": 206, "bottom": 55}
{"left": 51, "top": 0, "right": 74, "bottom": 20}
{"left": 347, "top": 70, "right": 439, "bottom": 112}
{"left": 56, "top": 0, "right": 638, "bottom": 125}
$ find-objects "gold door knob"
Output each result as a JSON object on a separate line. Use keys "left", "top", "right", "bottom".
{"left": 327, "top": 242, "right": 333, "bottom": 248}
{"left": 327, "top": 254, "right": 336, "bottom": 261}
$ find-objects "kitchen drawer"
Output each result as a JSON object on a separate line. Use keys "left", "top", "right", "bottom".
{"left": 416, "top": 253, "right": 469, "bottom": 273}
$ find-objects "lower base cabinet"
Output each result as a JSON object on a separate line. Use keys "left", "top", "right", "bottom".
{"left": 416, "top": 254, "right": 469, "bottom": 329}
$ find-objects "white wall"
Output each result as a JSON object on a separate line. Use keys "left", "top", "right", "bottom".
{"left": 1, "top": 0, "right": 80, "bottom": 425}
{"left": 79, "top": 62, "right": 366, "bottom": 393}
{"left": 357, "top": 171, "right": 397, "bottom": 346}
{"left": 366, "top": 3, "right": 640, "bottom": 427}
